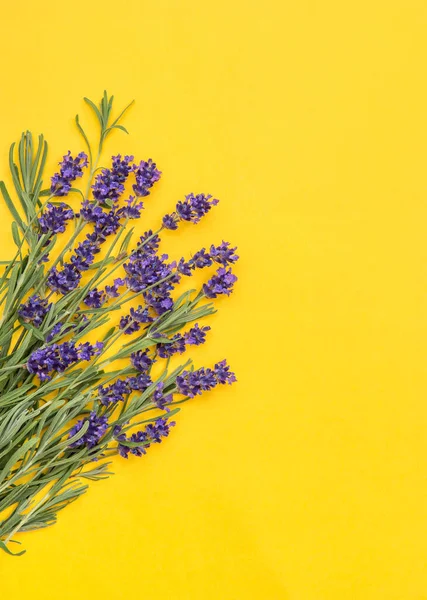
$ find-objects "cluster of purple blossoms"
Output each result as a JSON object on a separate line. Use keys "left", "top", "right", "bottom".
{"left": 98, "top": 372, "right": 152, "bottom": 407}
{"left": 26, "top": 341, "right": 103, "bottom": 381}
{"left": 41, "top": 139, "right": 238, "bottom": 465}
{"left": 178, "top": 242, "right": 239, "bottom": 276}
{"left": 156, "top": 334, "right": 185, "bottom": 358}
{"left": 55, "top": 160, "right": 159, "bottom": 300}
{"left": 98, "top": 379, "right": 130, "bottom": 405}
{"left": 71, "top": 234, "right": 102, "bottom": 271}
{"left": 143, "top": 285, "right": 176, "bottom": 315}
{"left": 132, "top": 159, "right": 162, "bottom": 197}
{"left": 83, "top": 277, "right": 127, "bottom": 310}
{"left": 119, "top": 196, "right": 144, "bottom": 219}
{"left": 124, "top": 252, "right": 176, "bottom": 293}
{"left": 46, "top": 322, "right": 64, "bottom": 342}
{"left": 50, "top": 152, "right": 88, "bottom": 196}
{"left": 185, "top": 323, "right": 211, "bottom": 345}
{"left": 137, "top": 230, "right": 161, "bottom": 254}
{"left": 18, "top": 295, "right": 51, "bottom": 327}
{"left": 115, "top": 417, "right": 175, "bottom": 459}
{"left": 203, "top": 267, "right": 238, "bottom": 299}
{"left": 127, "top": 373, "right": 152, "bottom": 391}
{"left": 130, "top": 350, "right": 153, "bottom": 372}
{"left": 210, "top": 242, "right": 239, "bottom": 266}
{"left": 38, "top": 203, "right": 74, "bottom": 234}
{"left": 69, "top": 411, "right": 109, "bottom": 449}
{"left": 123, "top": 231, "right": 179, "bottom": 317}
{"left": 80, "top": 201, "right": 122, "bottom": 237}
{"left": 157, "top": 324, "right": 210, "bottom": 359}
{"left": 92, "top": 154, "right": 134, "bottom": 203}
{"left": 176, "top": 360, "right": 236, "bottom": 398}
{"left": 83, "top": 288, "right": 106, "bottom": 309}
{"left": 47, "top": 233, "right": 102, "bottom": 295}
{"left": 162, "top": 193, "right": 219, "bottom": 230}
{"left": 152, "top": 382, "right": 173, "bottom": 411}
{"left": 105, "top": 278, "right": 124, "bottom": 298}
{"left": 47, "top": 264, "right": 82, "bottom": 295}
{"left": 119, "top": 305, "right": 154, "bottom": 334}
{"left": 48, "top": 206, "right": 124, "bottom": 296}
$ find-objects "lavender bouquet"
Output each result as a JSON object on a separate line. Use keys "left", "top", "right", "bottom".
{"left": 0, "top": 93, "right": 237, "bottom": 555}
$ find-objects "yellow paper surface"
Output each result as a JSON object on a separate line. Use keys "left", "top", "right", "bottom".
{"left": 0, "top": 1, "right": 426, "bottom": 598}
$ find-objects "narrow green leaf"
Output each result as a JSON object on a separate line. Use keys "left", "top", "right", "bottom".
{"left": 108, "top": 94, "right": 114, "bottom": 114}
{"left": 101, "top": 90, "right": 109, "bottom": 122}
{"left": 114, "top": 124, "right": 129, "bottom": 134}
{"left": 29, "top": 134, "right": 43, "bottom": 188}
{"left": 0, "top": 437, "right": 39, "bottom": 487}
{"left": 19, "top": 321, "right": 45, "bottom": 342}
{"left": 33, "top": 138, "right": 48, "bottom": 206}
{"left": 67, "top": 187, "right": 85, "bottom": 200}
{"left": 0, "top": 181, "right": 25, "bottom": 233}
{"left": 83, "top": 97, "right": 104, "bottom": 127}
{"left": 0, "top": 540, "right": 25, "bottom": 556}
{"left": 102, "top": 327, "right": 116, "bottom": 341}
{"left": 75, "top": 115, "right": 92, "bottom": 165}
{"left": 25, "top": 132, "right": 33, "bottom": 192}
{"left": 119, "top": 228, "right": 134, "bottom": 255}
{"left": 18, "top": 134, "right": 28, "bottom": 192}
{"left": 109, "top": 100, "right": 135, "bottom": 129}
{"left": 11, "top": 222, "right": 21, "bottom": 249}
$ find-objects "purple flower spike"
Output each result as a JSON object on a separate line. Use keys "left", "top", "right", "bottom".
{"left": 177, "top": 258, "right": 192, "bottom": 276}
{"left": 46, "top": 322, "right": 63, "bottom": 342}
{"left": 92, "top": 154, "right": 134, "bottom": 203}
{"left": 163, "top": 193, "right": 218, "bottom": 229}
{"left": 176, "top": 201, "right": 194, "bottom": 221}
{"left": 83, "top": 288, "right": 106, "bottom": 308}
{"left": 157, "top": 334, "right": 186, "bottom": 359}
{"left": 124, "top": 251, "right": 175, "bottom": 293}
{"left": 98, "top": 379, "right": 130, "bottom": 406}
{"left": 137, "top": 230, "right": 161, "bottom": 255}
{"left": 39, "top": 203, "right": 74, "bottom": 234}
{"left": 105, "top": 278, "right": 125, "bottom": 298}
{"left": 69, "top": 411, "right": 109, "bottom": 449}
{"left": 213, "top": 359, "right": 237, "bottom": 385}
{"left": 127, "top": 373, "right": 152, "bottom": 391}
{"left": 152, "top": 382, "right": 173, "bottom": 411}
{"left": 26, "top": 341, "right": 103, "bottom": 381}
{"left": 184, "top": 324, "right": 211, "bottom": 346}
{"left": 47, "top": 265, "right": 82, "bottom": 295}
{"left": 120, "top": 196, "right": 144, "bottom": 219}
{"left": 119, "top": 306, "right": 154, "bottom": 334}
{"left": 162, "top": 214, "right": 178, "bottom": 230}
{"left": 209, "top": 242, "right": 239, "bottom": 266}
{"left": 18, "top": 295, "right": 51, "bottom": 327}
{"left": 130, "top": 350, "right": 153, "bottom": 373}
{"left": 178, "top": 193, "right": 219, "bottom": 224}
{"left": 176, "top": 360, "right": 236, "bottom": 398}
{"left": 116, "top": 417, "right": 175, "bottom": 459}
{"left": 50, "top": 151, "right": 88, "bottom": 196}
{"left": 203, "top": 267, "right": 238, "bottom": 299}
{"left": 77, "top": 341, "right": 103, "bottom": 361}
{"left": 132, "top": 159, "right": 161, "bottom": 197}
{"left": 189, "top": 248, "right": 212, "bottom": 269}
{"left": 71, "top": 237, "right": 101, "bottom": 272}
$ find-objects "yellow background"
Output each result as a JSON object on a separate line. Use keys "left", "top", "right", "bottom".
{"left": 0, "top": 1, "right": 426, "bottom": 598}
